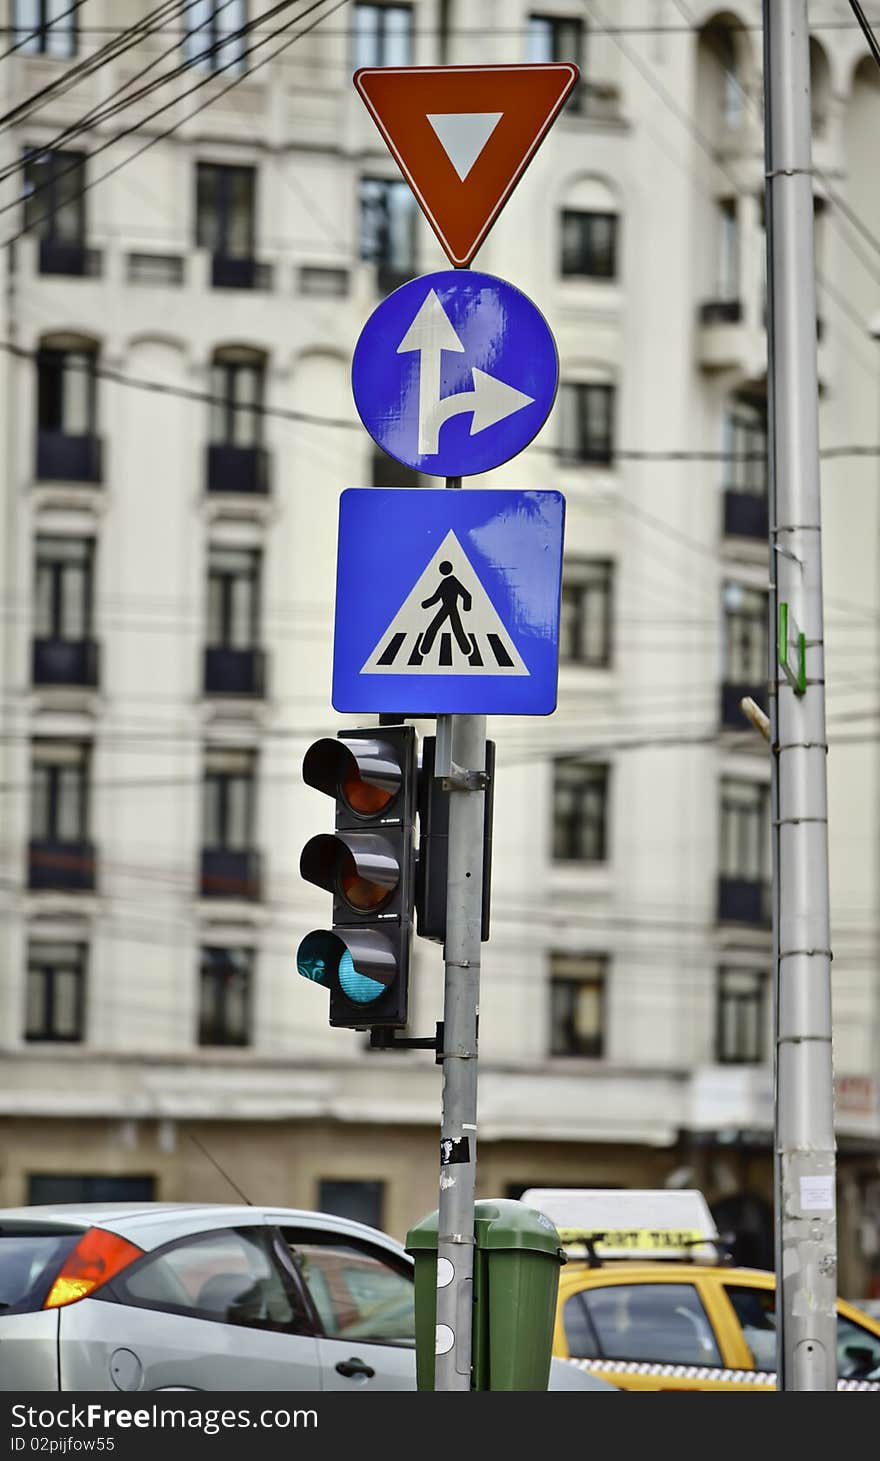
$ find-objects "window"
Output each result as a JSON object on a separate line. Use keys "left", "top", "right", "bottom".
{"left": 720, "top": 778, "right": 769, "bottom": 883}
{"left": 359, "top": 177, "right": 417, "bottom": 286}
{"left": 30, "top": 741, "right": 89, "bottom": 843}
{"left": 550, "top": 952, "right": 606, "bottom": 1057}
{"left": 34, "top": 536, "right": 93, "bottom": 640}
{"left": 564, "top": 1283, "right": 722, "bottom": 1366}
{"left": 183, "top": 1, "right": 246, "bottom": 75}
{"left": 110, "top": 1227, "right": 307, "bottom": 1332}
{"left": 127, "top": 253, "right": 185, "bottom": 286}
{"left": 318, "top": 1180, "right": 384, "bottom": 1231}
{"left": 717, "top": 967, "right": 767, "bottom": 1064}
{"left": 199, "top": 947, "right": 252, "bottom": 1046}
{"left": 25, "top": 941, "right": 85, "bottom": 1042}
{"left": 23, "top": 149, "right": 85, "bottom": 243}
{"left": 725, "top": 1285, "right": 880, "bottom": 1381}
{"left": 353, "top": 4, "right": 412, "bottom": 68}
{"left": 207, "top": 547, "right": 260, "bottom": 650}
{"left": 282, "top": 1233, "right": 415, "bottom": 1347}
{"left": 559, "top": 559, "right": 613, "bottom": 667}
{"left": 196, "top": 164, "right": 255, "bottom": 260}
{"left": 528, "top": 14, "right": 584, "bottom": 110}
{"left": 299, "top": 266, "right": 348, "bottom": 298}
{"left": 723, "top": 395, "right": 767, "bottom": 496}
{"left": 28, "top": 1174, "right": 155, "bottom": 1205}
{"left": 210, "top": 351, "right": 264, "bottom": 448}
{"left": 558, "top": 383, "right": 614, "bottom": 465}
{"left": 203, "top": 748, "right": 255, "bottom": 852}
{"left": 13, "top": 1, "right": 77, "bottom": 57}
{"left": 560, "top": 211, "right": 617, "bottom": 279}
{"left": 717, "top": 198, "right": 738, "bottom": 300}
{"left": 37, "top": 344, "right": 97, "bottom": 437}
{"left": 552, "top": 760, "right": 609, "bottom": 863}
{"left": 723, "top": 583, "right": 767, "bottom": 686}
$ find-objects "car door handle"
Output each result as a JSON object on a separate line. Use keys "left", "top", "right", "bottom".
{"left": 335, "top": 1357, "right": 375, "bottom": 1379}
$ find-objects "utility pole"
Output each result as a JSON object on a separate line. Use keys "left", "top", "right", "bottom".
{"left": 433, "top": 472, "right": 487, "bottom": 1392}
{"left": 764, "top": 0, "right": 838, "bottom": 1391}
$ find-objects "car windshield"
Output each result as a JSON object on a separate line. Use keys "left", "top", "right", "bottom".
{"left": 0, "top": 1232, "right": 79, "bottom": 1314}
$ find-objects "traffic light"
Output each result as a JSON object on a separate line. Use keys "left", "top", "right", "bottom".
{"left": 415, "top": 736, "right": 494, "bottom": 943}
{"left": 297, "top": 725, "right": 417, "bottom": 1029}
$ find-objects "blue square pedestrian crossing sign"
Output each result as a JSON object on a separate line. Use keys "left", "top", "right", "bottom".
{"left": 332, "top": 489, "right": 565, "bottom": 715}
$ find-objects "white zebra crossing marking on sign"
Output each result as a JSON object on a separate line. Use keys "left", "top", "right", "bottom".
{"left": 361, "top": 530, "right": 528, "bottom": 677}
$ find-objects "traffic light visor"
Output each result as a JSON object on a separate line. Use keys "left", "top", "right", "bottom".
{"left": 300, "top": 831, "right": 400, "bottom": 912}
{"left": 296, "top": 929, "right": 398, "bottom": 1005}
{"left": 302, "top": 737, "right": 401, "bottom": 816}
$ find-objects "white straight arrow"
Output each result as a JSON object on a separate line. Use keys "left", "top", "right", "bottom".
{"left": 397, "top": 289, "right": 535, "bottom": 455}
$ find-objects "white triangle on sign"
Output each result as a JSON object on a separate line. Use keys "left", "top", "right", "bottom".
{"left": 426, "top": 111, "right": 503, "bottom": 181}
{"left": 361, "top": 530, "right": 529, "bottom": 677}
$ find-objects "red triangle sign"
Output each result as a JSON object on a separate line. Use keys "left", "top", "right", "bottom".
{"left": 354, "top": 64, "right": 579, "bottom": 268}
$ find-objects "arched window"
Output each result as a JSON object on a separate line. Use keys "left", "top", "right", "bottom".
{"left": 559, "top": 177, "right": 619, "bottom": 280}
{"left": 210, "top": 347, "right": 265, "bottom": 449}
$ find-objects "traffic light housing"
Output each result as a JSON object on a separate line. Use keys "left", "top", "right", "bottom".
{"left": 297, "top": 726, "right": 417, "bottom": 1029}
{"left": 415, "top": 736, "right": 494, "bottom": 943}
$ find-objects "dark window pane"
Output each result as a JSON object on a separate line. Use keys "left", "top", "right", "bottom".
{"left": 318, "top": 1180, "right": 384, "bottom": 1231}
{"left": 353, "top": 4, "right": 412, "bottom": 68}
{"left": 199, "top": 946, "right": 252, "bottom": 1046}
{"left": 550, "top": 952, "right": 606, "bottom": 1057}
{"left": 561, "top": 211, "right": 617, "bottom": 278}
{"left": 28, "top": 1174, "right": 155, "bottom": 1204}
{"left": 559, "top": 560, "right": 613, "bottom": 666}
{"left": 583, "top": 1283, "right": 722, "bottom": 1366}
{"left": 552, "top": 761, "right": 609, "bottom": 862}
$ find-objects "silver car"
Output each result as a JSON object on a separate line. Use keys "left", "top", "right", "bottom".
{"left": 0, "top": 1202, "right": 614, "bottom": 1392}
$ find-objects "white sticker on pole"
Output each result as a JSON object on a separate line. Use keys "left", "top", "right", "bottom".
{"left": 435, "top": 1323, "right": 454, "bottom": 1355}
{"left": 800, "top": 1175, "right": 834, "bottom": 1212}
{"left": 436, "top": 1257, "right": 454, "bottom": 1289}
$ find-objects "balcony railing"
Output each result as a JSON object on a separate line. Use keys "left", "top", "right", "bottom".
{"left": 723, "top": 488, "right": 768, "bottom": 540}
{"left": 38, "top": 239, "right": 101, "bottom": 278}
{"left": 204, "top": 646, "right": 266, "bottom": 697}
{"left": 718, "top": 875, "right": 771, "bottom": 927}
{"left": 210, "top": 255, "right": 272, "bottom": 290}
{"left": 557, "top": 444, "right": 615, "bottom": 468}
{"left": 721, "top": 681, "right": 767, "bottom": 729}
{"left": 36, "top": 431, "right": 102, "bottom": 484}
{"left": 28, "top": 838, "right": 96, "bottom": 892}
{"left": 200, "top": 847, "right": 262, "bottom": 901}
{"left": 700, "top": 299, "right": 742, "bottom": 325}
{"left": 32, "top": 637, "right": 100, "bottom": 688}
{"left": 206, "top": 443, "right": 269, "bottom": 495}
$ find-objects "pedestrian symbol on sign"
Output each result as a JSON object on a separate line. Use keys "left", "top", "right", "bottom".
{"left": 360, "top": 530, "right": 528, "bottom": 677}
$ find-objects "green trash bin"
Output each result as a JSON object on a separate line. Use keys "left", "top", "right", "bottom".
{"left": 406, "top": 1198, "right": 565, "bottom": 1391}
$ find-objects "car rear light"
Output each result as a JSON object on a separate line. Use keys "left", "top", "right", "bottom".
{"left": 43, "top": 1227, "right": 143, "bottom": 1309}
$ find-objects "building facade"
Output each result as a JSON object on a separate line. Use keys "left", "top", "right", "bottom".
{"left": 0, "top": 0, "right": 879, "bottom": 1295}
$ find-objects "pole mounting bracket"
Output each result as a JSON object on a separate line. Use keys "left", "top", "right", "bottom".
{"left": 370, "top": 1022, "right": 445, "bottom": 1064}
{"left": 442, "top": 763, "right": 490, "bottom": 792}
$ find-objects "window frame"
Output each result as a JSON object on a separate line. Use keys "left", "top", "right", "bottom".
{"left": 34, "top": 535, "right": 94, "bottom": 641}
{"left": 358, "top": 175, "right": 418, "bottom": 277}
{"left": 716, "top": 965, "right": 768, "bottom": 1065}
{"left": 206, "top": 545, "right": 261, "bottom": 649}
{"left": 719, "top": 777, "right": 770, "bottom": 884}
{"left": 352, "top": 3, "right": 413, "bottom": 69}
{"left": 552, "top": 759, "right": 610, "bottom": 864}
{"left": 559, "top": 558, "right": 614, "bottom": 668}
{"left": 13, "top": 1, "right": 77, "bottom": 58}
{"left": 560, "top": 209, "right": 618, "bottom": 279}
{"left": 558, "top": 382, "right": 615, "bottom": 466}
{"left": 549, "top": 952, "right": 607, "bottom": 1058}
{"left": 25, "top": 941, "right": 86, "bottom": 1043}
{"left": 722, "top": 582, "right": 768, "bottom": 686}
{"left": 202, "top": 749, "right": 256, "bottom": 851}
{"left": 183, "top": 1, "right": 247, "bottom": 76}
{"left": 22, "top": 147, "right": 86, "bottom": 243}
{"left": 37, "top": 345, "right": 98, "bottom": 438}
{"left": 198, "top": 946, "right": 253, "bottom": 1047}
{"left": 102, "top": 1224, "right": 312, "bottom": 1335}
{"left": 30, "top": 741, "right": 90, "bottom": 843}
{"left": 196, "top": 163, "right": 256, "bottom": 261}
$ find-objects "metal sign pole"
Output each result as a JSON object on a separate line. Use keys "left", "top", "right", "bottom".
{"left": 434, "top": 473, "right": 487, "bottom": 1392}
{"left": 763, "top": 0, "right": 837, "bottom": 1391}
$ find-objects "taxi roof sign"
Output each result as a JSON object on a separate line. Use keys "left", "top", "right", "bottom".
{"left": 353, "top": 64, "right": 579, "bottom": 268}
{"left": 520, "top": 1188, "right": 720, "bottom": 1263}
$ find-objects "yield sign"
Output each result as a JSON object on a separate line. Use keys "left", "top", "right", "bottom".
{"left": 354, "top": 63, "right": 579, "bottom": 268}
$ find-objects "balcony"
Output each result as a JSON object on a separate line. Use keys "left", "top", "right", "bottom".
{"left": 32, "top": 637, "right": 99, "bottom": 689}
{"left": 721, "top": 681, "right": 767, "bottom": 729}
{"left": 200, "top": 847, "right": 262, "bottom": 901}
{"left": 204, "top": 646, "right": 266, "bottom": 697}
{"left": 38, "top": 239, "right": 101, "bottom": 278}
{"left": 36, "top": 431, "right": 102, "bottom": 484}
{"left": 718, "top": 876, "right": 771, "bottom": 928}
{"left": 28, "top": 838, "right": 96, "bottom": 893}
{"left": 210, "top": 255, "right": 272, "bottom": 290}
{"left": 206, "top": 444, "right": 269, "bottom": 495}
{"left": 557, "top": 445, "right": 615, "bottom": 468}
{"left": 723, "top": 489, "right": 768, "bottom": 541}
{"left": 700, "top": 299, "right": 742, "bottom": 326}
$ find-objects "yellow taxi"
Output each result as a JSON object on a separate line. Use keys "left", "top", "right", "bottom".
{"left": 523, "top": 1188, "right": 880, "bottom": 1392}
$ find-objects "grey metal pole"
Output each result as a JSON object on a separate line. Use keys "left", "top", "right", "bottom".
{"left": 434, "top": 473, "right": 487, "bottom": 1392}
{"left": 763, "top": 0, "right": 837, "bottom": 1392}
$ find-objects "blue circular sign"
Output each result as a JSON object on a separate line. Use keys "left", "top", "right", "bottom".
{"left": 351, "top": 270, "right": 559, "bottom": 479}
